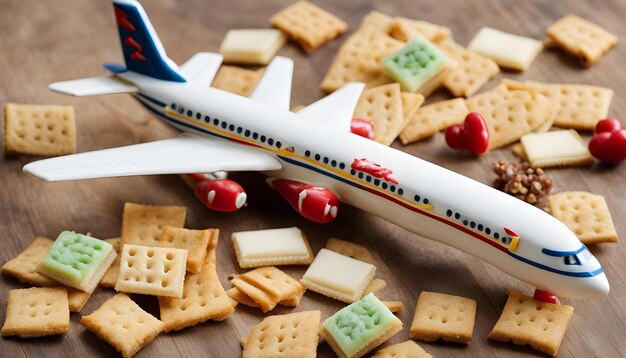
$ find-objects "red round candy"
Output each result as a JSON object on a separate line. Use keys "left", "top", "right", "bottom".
{"left": 589, "top": 129, "right": 626, "bottom": 164}
{"left": 533, "top": 289, "right": 560, "bottom": 304}
{"left": 463, "top": 112, "right": 489, "bottom": 154}
{"left": 195, "top": 179, "right": 246, "bottom": 212}
{"left": 351, "top": 118, "right": 375, "bottom": 140}
{"left": 445, "top": 125, "right": 466, "bottom": 150}
{"left": 595, "top": 118, "right": 622, "bottom": 134}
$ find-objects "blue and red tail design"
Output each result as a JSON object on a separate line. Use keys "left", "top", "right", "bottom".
{"left": 113, "top": 0, "right": 185, "bottom": 82}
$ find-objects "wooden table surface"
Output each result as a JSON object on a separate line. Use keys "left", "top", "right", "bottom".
{"left": 1, "top": 0, "right": 625, "bottom": 357}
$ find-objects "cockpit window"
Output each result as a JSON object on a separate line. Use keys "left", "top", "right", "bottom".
{"left": 563, "top": 255, "right": 581, "bottom": 265}
{"left": 542, "top": 245, "right": 591, "bottom": 266}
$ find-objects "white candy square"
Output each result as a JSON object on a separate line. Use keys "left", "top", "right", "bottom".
{"left": 220, "top": 29, "right": 287, "bottom": 65}
{"left": 520, "top": 130, "right": 593, "bottom": 168}
{"left": 467, "top": 27, "right": 542, "bottom": 71}
{"left": 232, "top": 227, "right": 313, "bottom": 268}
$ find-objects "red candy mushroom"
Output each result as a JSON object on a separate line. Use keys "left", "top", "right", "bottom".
{"left": 445, "top": 112, "right": 489, "bottom": 154}
{"left": 589, "top": 118, "right": 626, "bottom": 164}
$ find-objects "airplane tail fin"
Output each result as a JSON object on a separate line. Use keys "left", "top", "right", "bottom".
{"left": 113, "top": 0, "right": 186, "bottom": 82}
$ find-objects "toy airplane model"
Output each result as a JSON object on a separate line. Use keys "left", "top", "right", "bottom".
{"left": 24, "top": 0, "right": 609, "bottom": 299}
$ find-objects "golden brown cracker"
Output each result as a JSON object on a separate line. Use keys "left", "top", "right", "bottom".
{"left": 270, "top": 1, "right": 347, "bottom": 52}
{"left": 437, "top": 39, "right": 500, "bottom": 97}
{"left": 545, "top": 14, "right": 618, "bottom": 66}
{"left": 325, "top": 238, "right": 377, "bottom": 265}
{"left": 3, "top": 103, "right": 76, "bottom": 156}
{"left": 67, "top": 288, "right": 92, "bottom": 313}
{"left": 409, "top": 291, "right": 477, "bottom": 344}
{"left": 359, "top": 11, "right": 395, "bottom": 33}
{"left": 466, "top": 89, "right": 553, "bottom": 150}
{"left": 353, "top": 83, "right": 405, "bottom": 145}
{"left": 159, "top": 226, "right": 216, "bottom": 273}
{"left": 399, "top": 98, "right": 468, "bottom": 144}
{"left": 238, "top": 266, "right": 304, "bottom": 302}
{"left": 212, "top": 65, "right": 264, "bottom": 96}
{"left": 120, "top": 202, "right": 186, "bottom": 247}
{"left": 382, "top": 301, "right": 404, "bottom": 313}
{"left": 548, "top": 191, "right": 618, "bottom": 244}
{"left": 1, "top": 287, "right": 69, "bottom": 338}
{"left": 372, "top": 340, "right": 432, "bottom": 358}
{"left": 488, "top": 289, "right": 574, "bottom": 356}
{"left": 401, "top": 92, "right": 426, "bottom": 126}
{"left": 390, "top": 17, "right": 451, "bottom": 42}
{"left": 231, "top": 277, "right": 279, "bottom": 313}
{"left": 158, "top": 236, "right": 235, "bottom": 331}
{"left": 1, "top": 237, "right": 57, "bottom": 287}
{"left": 243, "top": 310, "right": 321, "bottom": 358}
{"left": 81, "top": 293, "right": 164, "bottom": 358}
{"left": 362, "top": 278, "right": 387, "bottom": 297}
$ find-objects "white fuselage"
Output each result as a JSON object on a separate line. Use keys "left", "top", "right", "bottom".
{"left": 124, "top": 71, "right": 609, "bottom": 299}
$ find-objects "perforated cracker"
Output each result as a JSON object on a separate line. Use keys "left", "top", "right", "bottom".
{"left": 99, "top": 237, "right": 122, "bottom": 288}
{"left": 466, "top": 89, "right": 553, "bottom": 150}
{"left": 409, "top": 291, "right": 477, "bottom": 344}
{"left": 322, "top": 293, "right": 403, "bottom": 358}
{"left": 359, "top": 11, "right": 395, "bottom": 33}
{"left": 545, "top": 14, "right": 618, "bottom": 67}
{"left": 159, "top": 226, "right": 216, "bottom": 273}
{"left": 81, "top": 293, "right": 164, "bottom": 358}
{"left": 326, "top": 238, "right": 377, "bottom": 265}
{"left": 437, "top": 39, "right": 500, "bottom": 97}
{"left": 401, "top": 92, "right": 425, "bottom": 127}
{"left": 362, "top": 278, "right": 387, "bottom": 297}
{"left": 67, "top": 288, "right": 92, "bottom": 313}
{"left": 243, "top": 310, "right": 321, "bottom": 358}
{"left": 372, "top": 340, "right": 432, "bottom": 358}
{"left": 548, "top": 191, "right": 618, "bottom": 244}
{"left": 521, "top": 130, "right": 593, "bottom": 168}
{"left": 357, "top": 29, "right": 406, "bottom": 74}
{"left": 390, "top": 17, "right": 451, "bottom": 42}
{"left": 270, "top": 1, "right": 347, "bottom": 52}
{"left": 488, "top": 289, "right": 574, "bottom": 356}
{"left": 212, "top": 65, "right": 264, "bottom": 96}
{"left": 501, "top": 80, "right": 612, "bottom": 130}
{"left": 120, "top": 202, "right": 186, "bottom": 247}
{"left": 232, "top": 266, "right": 305, "bottom": 313}
{"left": 159, "top": 236, "right": 234, "bottom": 331}
{"left": 382, "top": 301, "right": 404, "bottom": 313}
{"left": 320, "top": 29, "right": 394, "bottom": 93}
{"left": 1, "top": 287, "right": 69, "bottom": 338}
{"left": 3, "top": 103, "right": 76, "bottom": 156}
{"left": 115, "top": 244, "right": 187, "bottom": 297}
{"left": 231, "top": 276, "right": 278, "bottom": 313}
{"left": 353, "top": 83, "right": 405, "bottom": 146}
{"left": 399, "top": 98, "right": 468, "bottom": 144}
{"left": 37, "top": 231, "right": 116, "bottom": 293}
{"left": 1, "top": 237, "right": 57, "bottom": 286}
{"left": 226, "top": 286, "right": 304, "bottom": 309}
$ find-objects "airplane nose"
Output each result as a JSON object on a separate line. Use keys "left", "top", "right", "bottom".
{"left": 579, "top": 272, "right": 610, "bottom": 299}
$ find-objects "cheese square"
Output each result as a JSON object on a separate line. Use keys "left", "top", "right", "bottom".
{"left": 468, "top": 27, "right": 543, "bottom": 71}
{"left": 300, "top": 248, "right": 376, "bottom": 303}
{"left": 36, "top": 231, "right": 116, "bottom": 293}
{"left": 232, "top": 227, "right": 313, "bottom": 268}
{"left": 220, "top": 29, "right": 287, "bottom": 65}
{"left": 520, "top": 130, "right": 593, "bottom": 168}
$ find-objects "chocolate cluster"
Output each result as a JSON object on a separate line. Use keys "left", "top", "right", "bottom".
{"left": 492, "top": 160, "right": 552, "bottom": 204}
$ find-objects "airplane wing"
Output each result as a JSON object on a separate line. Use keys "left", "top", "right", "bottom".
{"left": 49, "top": 76, "right": 138, "bottom": 96}
{"left": 297, "top": 82, "right": 365, "bottom": 132}
{"left": 249, "top": 56, "right": 293, "bottom": 110}
{"left": 23, "top": 135, "right": 282, "bottom": 182}
{"left": 180, "top": 52, "right": 223, "bottom": 86}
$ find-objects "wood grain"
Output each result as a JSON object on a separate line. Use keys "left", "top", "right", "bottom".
{"left": 1, "top": 0, "right": 625, "bottom": 357}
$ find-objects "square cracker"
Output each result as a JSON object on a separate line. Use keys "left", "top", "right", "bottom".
{"left": 67, "top": 288, "right": 92, "bottom": 313}
{"left": 226, "top": 286, "right": 304, "bottom": 309}
{"left": 159, "top": 235, "right": 235, "bottom": 331}
{"left": 353, "top": 83, "right": 405, "bottom": 146}
{"left": 243, "top": 310, "right": 321, "bottom": 358}
{"left": 81, "top": 293, "right": 164, "bottom": 358}
{"left": 382, "top": 301, "right": 404, "bottom": 313}
{"left": 520, "top": 130, "right": 593, "bottom": 168}
{"left": 3, "top": 103, "right": 76, "bottom": 156}
{"left": 115, "top": 244, "right": 188, "bottom": 297}
{"left": 548, "top": 191, "right": 618, "bottom": 244}
{"left": 270, "top": 1, "right": 347, "bottom": 52}
{"left": 1, "top": 287, "right": 69, "bottom": 338}
{"left": 401, "top": 92, "right": 425, "bottom": 127}
{"left": 99, "top": 238, "right": 122, "bottom": 288}
{"left": 212, "top": 65, "right": 264, "bottom": 97}
{"left": 389, "top": 17, "right": 451, "bottom": 43}
{"left": 320, "top": 29, "right": 395, "bottom": 93}
{"left": 1, "top": 237, "right": 58, "bottom": 287}
{"left": 362, "top": 278, "right": 387, "bottom": 297}
{"left": 466, "top": 89, "right": 553, "bottom": 150}
{"left": 231, "top": 276, "right": 278, "bottom": 313}
{"left": 232, "top": 266, "right": 305, "bottom": 312}
{"left": 159, "top": 226, "right": 216, "bottom": 273}
{"left": 120, "top": 202, "right": 186, "bottom": 248}
{"left": 488, "top": 289, "right": 574, "bottom": 356}
{"left": 500, "top": 79, "right": 612, "bottom": 130}
{"left": 545, "top": 14, "right": 618, "bottom": 67}
{"left": 326, "top": 238, "right": 377, "bottom": 265}
{"left": 399, "top": 98, "right": 468, "bottom": 144}
{"left": 410, "top": 291, "right": 477, "bottom": 344}
{"left": 372, "top": 340, "right": 432, "bottom": 358}
{"left": 437, "top": 39, "right": 500, "bottom": 97}
{"left": 359, "top": 11, "right": 395, "bottom": 33}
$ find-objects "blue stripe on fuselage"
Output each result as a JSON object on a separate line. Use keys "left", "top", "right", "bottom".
{"left": 508, "top": 251, "right": 602, "bottom": 277}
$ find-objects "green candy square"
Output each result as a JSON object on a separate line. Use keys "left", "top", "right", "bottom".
{"left": 38, "top": 231, "right": 113, "bottom": 285}
{"left": 323, "top": 293, "right": 398, "bottom": 357}
{"left": 382, "top": 38, "right": 448, "bottom": 92}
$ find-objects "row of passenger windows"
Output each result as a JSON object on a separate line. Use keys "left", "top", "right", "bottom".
{"left": 171, "top": 103, "right": 282, "bottom": 149}
{"left": 304, "top": 150, "right": 347, "bottom": 170}
{"left": 445, "top": 209, "right": 511, "bottom": 244}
